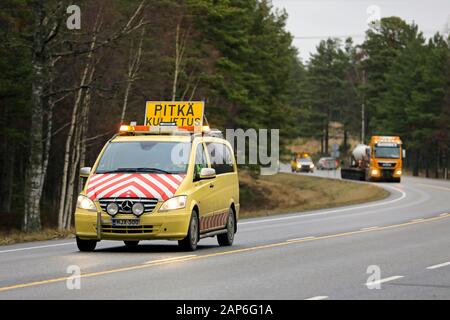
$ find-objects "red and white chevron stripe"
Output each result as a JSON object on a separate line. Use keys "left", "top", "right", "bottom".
{"left": 86, "top": 173, "right": 185, "bottom": 201}
{"left": 200, "top": 211, "right": 228, "bottom": 231}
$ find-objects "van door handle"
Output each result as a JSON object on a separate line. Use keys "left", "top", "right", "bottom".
{"left": 210, "top": 184, "right": 215, "bottom": 188}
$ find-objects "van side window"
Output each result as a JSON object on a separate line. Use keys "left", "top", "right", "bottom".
{"left": 194, "top": 143, "right": 208, "bottom": 180}
{"left": 206, "top": 142, "right": 235, "bottom": 175}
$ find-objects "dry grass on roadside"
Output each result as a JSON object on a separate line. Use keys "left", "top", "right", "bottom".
{"left": 0, "top": 228, "right": 74, "bottom": 246}
{"left": 239, "top": 171, "right": 389, "bottom": 218}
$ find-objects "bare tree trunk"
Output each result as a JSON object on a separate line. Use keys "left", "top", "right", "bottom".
{"left": 40, "top": 57, "right": 62, "bottom": 204}
{"left": 23, "top": 0, "right": 67, "bottom": 232}
{"left": 69, "top": 95, "right": 90, "bottom": 229}
{"left": 58, "top": 12, "right": 101, "bottom": 230}
{"left": 171, "top": 20, "right": 188, "bottom": 101}
{"left": 325, "top": 109, "right": 330, "bottom": 155}
{"left": 5, "top": 149, "right": 15, "bottom": 213}
{"left": 64, "top": 62, "right": 97, "bottom": 230}
{"left": 23, "top": 1, "right": 47, "bottom": 232}
{"left": 120, "top": 27, "right": 145, "bottom": 123}
{"left": 63, "top": 119, "right": 83, "bottom": 229}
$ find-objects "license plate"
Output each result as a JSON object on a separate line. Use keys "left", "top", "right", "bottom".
{"left": 111, "top": 219, "right": 140, "bottom": 227}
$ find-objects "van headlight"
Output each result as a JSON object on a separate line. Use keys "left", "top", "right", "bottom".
{"left": 159, "top": 196, "right": 187, "bottom": 212}
{"left": 77, "top": 195, "right": 97, "bottom": 212}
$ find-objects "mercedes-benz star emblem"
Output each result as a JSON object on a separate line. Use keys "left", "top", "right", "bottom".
{"left": 121, "top": 200, "right": 134, "bottom": 212}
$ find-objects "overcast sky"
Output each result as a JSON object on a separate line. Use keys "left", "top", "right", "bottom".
{"left": 271, "top": 0, "right": 450, "bottom": 62}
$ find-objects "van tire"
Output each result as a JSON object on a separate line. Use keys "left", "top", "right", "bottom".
{"left": 218, "top": 208, "right": 235, "bottom": 246}
{"left": 76, "top": 236, "right": 97, "bottom": 252}
{"left": 178, "top": 211, "right": 199, "bottom": 251}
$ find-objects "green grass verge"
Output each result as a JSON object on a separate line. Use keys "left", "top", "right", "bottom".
{"left": 239, "top": 171, "right": 389, "bottom": 218}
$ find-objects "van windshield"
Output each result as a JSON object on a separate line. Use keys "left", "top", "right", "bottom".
{"left": 96, "top": 141, "right": 191, "bottom": 174}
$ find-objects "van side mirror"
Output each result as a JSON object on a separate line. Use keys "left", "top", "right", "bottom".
{"left": 199, "top": 168, "right": 216, "bottom": 180}
{"left": 80, "top": 167, "right": 92, "bottom": 178}
{"left": 402, "top": 150, "right": 406, "bottom": 159}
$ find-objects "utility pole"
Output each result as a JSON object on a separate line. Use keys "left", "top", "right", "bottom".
{"left": 361, "top": 102, "right": 365, "bottom": 144}
{"left": 361, "top": 70, "right": 366, "bottom": 144}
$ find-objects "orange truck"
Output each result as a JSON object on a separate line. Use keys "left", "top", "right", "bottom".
{"left": 341, "top": 136, "right": 405, "bottom": 183}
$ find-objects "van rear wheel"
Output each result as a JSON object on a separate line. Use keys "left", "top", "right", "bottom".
{"left": 218, "top": 208, "right": 235, "bottom": 246}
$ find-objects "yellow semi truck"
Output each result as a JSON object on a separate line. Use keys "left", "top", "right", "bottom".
{"left": 341, "top": 136, "right": 404, "bottom": 183}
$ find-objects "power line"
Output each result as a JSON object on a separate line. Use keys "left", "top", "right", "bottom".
{"left": 293, "top": 29, "right": 445, "bottom": 40}
{"left": 294, "top": 34, "right": 365, "bottom": 40}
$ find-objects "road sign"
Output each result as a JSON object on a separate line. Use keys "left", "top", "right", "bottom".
{"left": 331, "top": 143, "right": 340, "bottom": 158}
{"left": 145, "top": 101, "right": 204, "bottom": 127}
{"left": 332, "top": 143, "right": 339, "bottom": 152}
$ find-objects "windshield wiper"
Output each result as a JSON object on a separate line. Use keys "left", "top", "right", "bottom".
{"left": 134, "top": 168, "right": 171, "bottom": 174}
{"left": 97, "top": 168, "right": 171, "bottom": 174}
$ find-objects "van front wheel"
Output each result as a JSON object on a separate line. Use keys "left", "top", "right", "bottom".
{"left": 178, "top": 211, "right": 199, "bottom": 251}
{"left": 76, "top": 236, "right": 97, "bottom": 252}
{"left": 218, "top": 208, "right": 235, "bottom": 246}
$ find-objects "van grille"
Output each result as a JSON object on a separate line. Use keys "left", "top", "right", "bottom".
{"left": 99, "top": 198, "right": 158, "bottom": 214}
{"left": 100, "top": 224, "right": 160, "bottom": 234}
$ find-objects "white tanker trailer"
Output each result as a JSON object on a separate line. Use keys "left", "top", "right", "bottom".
{"left": 341, "top": 136, "right": 404, "bottom": 183}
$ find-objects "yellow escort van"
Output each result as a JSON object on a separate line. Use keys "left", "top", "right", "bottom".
{"left": 75, "top": 103, "right": 239, "bottom": 252}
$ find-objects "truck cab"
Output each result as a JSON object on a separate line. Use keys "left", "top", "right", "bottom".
{"left": 367, "top": 136, "right": 404, "bottom": 182}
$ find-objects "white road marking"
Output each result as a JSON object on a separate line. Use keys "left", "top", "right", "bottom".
{"left": 0, "top": 242, "right": 74, "bottom": 254}
{"left": 366, "top": 276, "right": 404, "bottom": 288}
{"left": 305, "top": 296, "right": 328, "bottom": 300}
{"left": 412, "top": 218, "right": 424, "bottom": 222}
{"left": 240, "top": 186, "right": 407, "bottom": 226}
{"left": 427, "top": 262, "right": 450, "bottom": 270}
{"left": 144, "top": 255, "right": 197, "bottom": 264}
{"left": 0, "top": 181, "right": 440, "bottom": 255}
{"left": 416, "top": 183, "right": 450, "bottom": 192}
{"left": 287, "top": 236, "right": 316, "bottom": 242}
{"left": 361, "top": 226, "right": 379, "bottom": 231}
{"left": 440, "top": 213, "right": 449, "bottom": 217}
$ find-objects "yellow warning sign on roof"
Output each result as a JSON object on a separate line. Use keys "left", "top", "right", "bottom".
{"left": 145, "top": 101, "right": 204, "bottom": 127}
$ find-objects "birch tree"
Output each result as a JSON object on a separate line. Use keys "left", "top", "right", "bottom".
{"left": 23, "top": 1, "right": 66, "bottom": 232}
{"left": 172, "top": 20, "right": 189, "bottom": 101}
{"left": 57, "top": 9, "right": 102, "bottom": 230}
{"left": 56, "top": 1, "right": 149, "bottom": 230}
{"left": 120, "top": 27, "right": 146, "bottom": 123}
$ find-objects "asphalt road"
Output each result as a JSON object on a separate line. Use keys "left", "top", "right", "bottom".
{"left": 0, "top": 169, "right": 449, "bottom": 300}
